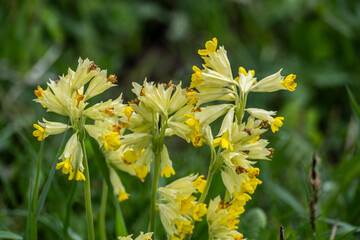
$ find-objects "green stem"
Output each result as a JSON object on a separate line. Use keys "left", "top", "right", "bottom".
{"left": 100, "top": 180, "right": 108, "bottom": 240}
{"left": 81, "top": 138, "right": 95, "bottom": 240}
{"left": 30, "top": 140, "right": 44, "bottom": 240}
{"left": 198, "top": 146, "right": 216, "bottom": 204}
{"left": 198, "top": 168, "right": 214, "bottom": 204}
{"left": 149, "top": 151, "right": 161, "bottom": 234}
{"left": 63, "top": 180, "right": 77, "bottom": 239}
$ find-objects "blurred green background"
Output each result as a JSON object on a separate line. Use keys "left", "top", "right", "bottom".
{"left": 1, "top": 0, "right": 360, "bottom": 239}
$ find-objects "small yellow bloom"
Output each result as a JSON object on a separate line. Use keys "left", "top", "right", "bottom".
{"left": 230, "top": 233, "right": 244, "bottom": 240}
{"left": 170, "top": 236, "right": 181, "bottom": 240}
{"left": 192, "top": 175, "right": 206, "bottom": 193}
{"left": 178, "top": 195, "right": 195, "bottom": 215}
{"left": 247, "top": 168, "right": 260, "bottom": 178}
{"left": 185, "top": 89, "right": 198, "bottom": 105}
{"left": 34, "top": 85, "right": 44, "bottom": 99}
{"left": 279, "top": 74, "right": 297, "bottom": 92}
{"left": 161, "top": 165, "right": 175, "bottom": 178}
{"left": 184, "top": 114, "right": 200, "bottom": 133}
{"left": 33, "top": 124, "right": 47, "bottom": 141}
{"left": 248, "top": 136, "right": 260, "bottom": 144}
{"left": 68, "top": 169, "right": 86, "bottom": 181}
{"left": 122, "top": 106, "right": 134, "bottom": 121}
{"left": 56, "top": 158, "right": 73, "bottom": 174}
{"left": 198, "top": 38, "right": 218, "bottom": 56}
{"left": 190, "top": 66, "right": 204, "bottom": 88}
{"left": 213, "top": 130, "right": 233, "bottom": 151}
{"left": 134, "top": 164, "right": 149, "bottom": 181}
{"left": 238, "top": 67, "right": 255, "bottom": 77}
{"left": 191, "top": 134, "right": 203, "bottom": 147}
{"left": 122, "top": 149, "right": 140, "bottom": 165}
{"left": 102, "top": 132, "right": 121, "bottom": 150}
{"left": 270, "top": 117, "right": 284, "bottom": 133}
{"left": 118, "top": 190, "right": 130, "bottom": 202}
{"left": 191, "top": 203, "right": 207, "bottom": 221}
{"left": 75, "top": 90, "right": 84, "bottom": 108}
{"left": 174, "top": 219, "right": 194, "bottom": 239}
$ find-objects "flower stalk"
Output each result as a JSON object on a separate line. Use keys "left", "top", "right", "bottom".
{"left": 81, "top": 137, "right": 95, "bottom": 240}
{"left": 149, "top": 150, "right": 161, "bottom": 233}
{"left": 100, "top": 180, "right": 108, "bottom": 240}
{"left": 30, "top": 140, "right": 44, "bottom": 240}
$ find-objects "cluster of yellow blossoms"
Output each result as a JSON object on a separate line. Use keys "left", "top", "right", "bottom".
{"left": 33, "top": 37, "right": 296, "bottom": 239}
{"left": 158, "top": 175, "right": 207, "bottom": 240}
{"left": 33, "top": 58, "right": 128, "bottom": 181}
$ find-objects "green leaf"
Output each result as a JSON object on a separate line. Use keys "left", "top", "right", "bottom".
{"left": 346, "top": 86, "right": 360, "bottom": 120}
{"left": 268, "top": 181, "right": 307, "bottom": 218}
{"left": 0, "top": 230, "right": 23, "bottom": 239}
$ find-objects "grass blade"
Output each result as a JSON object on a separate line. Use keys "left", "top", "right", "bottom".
{"left": 0, "top": 230, "right": 23, "bottom": 239}
{"left": 346, "top": 86, "right": 360, "bottom": 119}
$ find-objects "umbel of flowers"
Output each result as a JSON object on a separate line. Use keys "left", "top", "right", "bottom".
{"left": 32, "top": 38, "right": 296, "bottom": 240}
{"left": 33, "top": 58, "right": 128, "bottom": 180}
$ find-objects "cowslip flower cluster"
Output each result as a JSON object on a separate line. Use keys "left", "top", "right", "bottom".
{"left": 33, "top": 58, "right": 127, "bottom": 180}
{"left": 120, "top": 80, "right": 193, "bottom": 180}
{"left": 181, "top": 38, "right": 297, "bottom": 238}
{"left": 158, "top": 174, "right": 207, "bottom": 240}
{"left": 32, "top": 37, "right": 296, "bottom": 239}
{"left": 118, "top": 232, "right": 153, "bottom": 240}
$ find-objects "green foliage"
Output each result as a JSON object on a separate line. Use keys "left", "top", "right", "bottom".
{"left": 1, "top": 0, "right": 359, "bottom": 239}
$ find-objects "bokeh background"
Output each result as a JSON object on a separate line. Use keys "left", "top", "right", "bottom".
{"left": 1, "top": 0, "right": 360, "bottom": 239}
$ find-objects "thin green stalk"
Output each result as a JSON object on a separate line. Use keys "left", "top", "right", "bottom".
{"left": 63, "top": 180, "right": 77, "bottom": 239}
{"left": 198, "top": 146, "right": 216, "bottom": 204}
{"left": 81, "top": 138, "right": 95, "bottom": 240}
{"left": 198, "top": 168, "right": 214, "bottom": 204}
{"left": 100, "top": 180, "right": 108, "bottom": 240}
{"left": 149, "top": 151, "right": 161, "bottom": 233}
{"left": 30, "top": 140, "right": 44, "bottom": 240}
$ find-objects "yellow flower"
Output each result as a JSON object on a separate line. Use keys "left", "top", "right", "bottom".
{"left": 279, "top": 74, "right": 297, "bottom": 92}
{"left": 122, "top": 106, "right": 134, "bottom": 120}
{"left": 248, "top": 136, "right": 260, "bottom": 144}
{"left": 190, "top": 66, "right": 204, "bottom": 88}
{"left": 178, "top": 196, "right": 195, "bottom": 215}
{"left": 33, "top": 124, "right": 47, "bottom": 141}
{"left": 198, "top": 38, "right": 218, "bottom": 56}
{"left": 118, "top": 190, "right": 130, "bottom": 202}
{"left": 56, "top": 158, "right": 73, "bottom": 174}
{"left": 270, "top": 117, "right": 284, "bottom": 133}
{"left": 184, "top": 114, "right": 200, "bottom": 133}
{"left": 161, "top": 165, "right": 175, "bottom": 178}
{"left": 238, "top": 67, "right": 255, "bottom": 77}
{"left": 122, "top": 148, "right": 140, "bottom": 165}
{"left": 134, "top": 164, "right": 149, "bottom": 181}
{"left": 75, "top": 90, "right": 85, "bottom": 108}
{"left": 192, "top": 175, "right": 206, "bottom": 193}
{"left": 102, "top": 132, "right": 121, "bottom": 150}
{"left": 34, "top": 85, "right": 44, "bottom": 99}
{"left": 213, "top": 130, "right": 233, "bottom": 151}
{"left": 230, "top": 233, "right": 244, "bottom": 240}
{"left": 191, "top": 203, "right": 207, "bottom": 221}
{"left": 68, "top": 169, "right": 86, "bottom": 181}
{"left": 174, "top": 219, "right": 194, "bottom": 239}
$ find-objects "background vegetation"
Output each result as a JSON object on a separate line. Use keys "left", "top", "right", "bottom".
{"left": 1, "top": 0, "right": 360, "bottom": 239}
